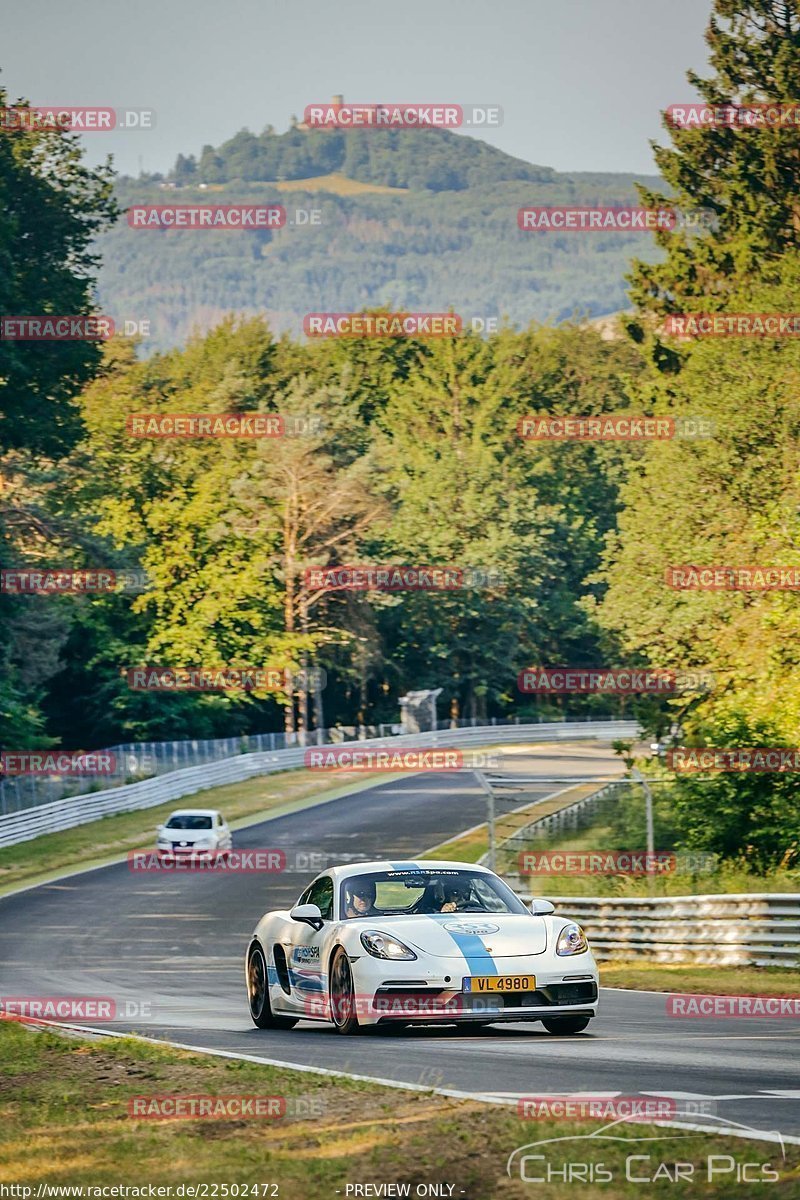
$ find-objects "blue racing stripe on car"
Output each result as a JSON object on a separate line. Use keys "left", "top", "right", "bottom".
{"left": 444, "top": 929, "right": 497, "bottom": 974}
{"left": 426, "top": 915, "right": 497, "bottom": 974}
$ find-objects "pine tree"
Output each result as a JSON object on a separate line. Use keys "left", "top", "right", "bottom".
{"left": 630, "top": 0, "right": 800, "bottom": 317}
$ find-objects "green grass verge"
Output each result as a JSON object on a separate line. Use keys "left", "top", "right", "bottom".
{"left": 509, "top": 822, "right": 800, "bottom": 896}
{"left": 0, "top": 739, "right": 555, "bottom": 894}
{"left": 1, "top": 1020, "right": 796, "bottom": 1196}
{"left": 601, "top": 963, "right": 800, "bottom": 994}
{"left": 421, "top": 783, "right": 602, "bottom": 864}
{"left": 0, "top": 768, "right": 390, "bottom": 895}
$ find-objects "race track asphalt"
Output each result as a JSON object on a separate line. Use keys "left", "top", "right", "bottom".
{"left": 1, "top": 743, "right": 798, "bottom": 1143}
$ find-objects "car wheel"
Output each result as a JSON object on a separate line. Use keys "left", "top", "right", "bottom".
{"left": 541, "top": 1015, "right": 591, "bottom": 1035}
{"left": 247, "top": 943, "right": 297, "bottom": 1029}
{"left": 330, "top": 946, "right": 361, "bottom": 1035}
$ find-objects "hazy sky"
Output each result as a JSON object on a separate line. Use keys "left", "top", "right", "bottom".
{"left": 3, "top": 0, "right": 709, "bottom": 178}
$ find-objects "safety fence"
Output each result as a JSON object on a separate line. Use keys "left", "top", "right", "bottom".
{"left": 0, "top": 713, "right": 632, "bottom": 815}
{"left": 0, "top": 719, "right": 638, "bottom": 848}
{"left": 484, "top": 778, "right": 800, "bottom": 967}
{"left": 519, "top": 892, "right": 800, "bottom": 968}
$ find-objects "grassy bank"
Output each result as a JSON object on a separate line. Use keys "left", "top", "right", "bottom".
{"left": 1, "top": 1020, "right": 795, "bottom": 1197}
{"left": 512, "top": 827, "right": 800, "bottom": 897}
{"left": 0, "top": 739, "right": 559, "bottom": 894}
{"left": 601, "top": 963, "right": 800, "bottom": 994}
{"left": 0, "top": 767, "right": 385, "bottom": 894}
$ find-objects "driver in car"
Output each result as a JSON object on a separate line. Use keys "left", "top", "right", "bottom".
{"left": 439, "top": 879, "right": 473, "bottom": 912}
{"left": 344, "top": 878, "right": 378, "bottom": 918}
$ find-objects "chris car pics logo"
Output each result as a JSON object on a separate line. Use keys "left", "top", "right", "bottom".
{"left": 507, "top": 1115, "right": 785, "bottom": 1184}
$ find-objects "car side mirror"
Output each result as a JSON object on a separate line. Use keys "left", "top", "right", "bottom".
{"left": 530, "top": 898, "right": 555, "bottom": 915}
{"left": 290, "top": 903, "right": 324, "bottom": 931}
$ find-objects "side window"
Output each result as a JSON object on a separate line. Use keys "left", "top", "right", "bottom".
{"left": 296, "top": 884, "right": 313, "bottom": 908}
{"left": 307, "top": 876, "right": 334, "bottom": 921}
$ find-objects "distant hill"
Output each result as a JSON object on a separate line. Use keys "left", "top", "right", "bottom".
{"left": 171, "top": 124, "right": 559, "bottom": 192}
{"left": 98, "top": 125, "right": 663, "bottom": 352}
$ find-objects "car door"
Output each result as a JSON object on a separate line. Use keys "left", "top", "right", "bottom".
{"left": 281, "top": 875, "right": 334, "bottom": 1017}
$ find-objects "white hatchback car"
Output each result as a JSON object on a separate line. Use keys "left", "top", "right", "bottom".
{"left": 156, "top": 808, "right": 232, "bottom": 858}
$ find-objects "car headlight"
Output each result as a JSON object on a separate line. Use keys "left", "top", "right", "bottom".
{"left": 360, "top": 931, "right": 417, "bottom": 960}
{"left": 556, "top": 923, "right": 588, "bottom": 956}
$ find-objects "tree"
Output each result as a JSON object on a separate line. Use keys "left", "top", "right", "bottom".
{"left": 0, "top": 87, "right": 118, "bottom": 459}
{"left": 173, "top": 153, "right": 197, "bottom": 184}
{"left": 630, "top": 0, "right": 800, "bottom": 319}
{"left": 0, "top": 86, "right": 117, "bottom": 749}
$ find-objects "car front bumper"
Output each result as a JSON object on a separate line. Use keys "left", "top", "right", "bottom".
{"left": 349, "top": 951, "right": 599, "bottom": 1026}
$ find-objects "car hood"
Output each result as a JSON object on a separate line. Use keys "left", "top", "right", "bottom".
{"left": 162, "top": 829, "right": 214, "bottom": 843}
{"left": 366, "top": 913, "right": 548, "bottom": 959}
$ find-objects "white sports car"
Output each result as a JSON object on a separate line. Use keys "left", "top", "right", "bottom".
{"left": 245, "top": 859, "right": 598, "bottom": 1035}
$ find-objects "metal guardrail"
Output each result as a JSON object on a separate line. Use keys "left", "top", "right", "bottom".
{"left": 492, "top": 779, "right": 800, "bottom": 967}
{"left": 479, "top": 779, "right": 623, "bottom": 871}
{"left": 0, "top": 720, "right": 639, "bottom": 848}
{"left": 512, "top": 891, "right": 800, "bottom": 968}
{"left": 0, "top": 713, "right": 628, "bottom": 814}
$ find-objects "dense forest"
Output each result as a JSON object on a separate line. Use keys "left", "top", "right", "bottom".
{"left": 101, "top": 158, "right": 663, "bottom": 351}
{"left": 2, "top": 0, "right": 800, "bottom": 867}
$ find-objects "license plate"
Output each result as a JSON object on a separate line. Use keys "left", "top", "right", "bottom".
{"left": 463, "top": 974, "right": 536, "bottom": 993}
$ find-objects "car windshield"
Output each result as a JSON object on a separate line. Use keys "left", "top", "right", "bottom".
{"left": 339, "top": 869, "right": 529, "bottom": 918}
{"left": 165, "top": 814, "right": 213, "bottom": 830}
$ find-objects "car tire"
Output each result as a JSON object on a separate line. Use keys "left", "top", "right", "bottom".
{"left": 541, "top": 1015, "right": 592, "bottom": 1035}
{"left": 247, "top": 943, "right": 298, "bottom": 1030}
{"left": 330, "top": 946, "right": 362, "bottom": 1035}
